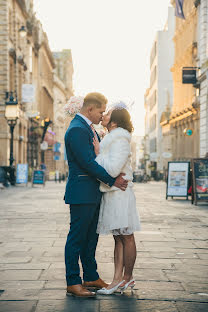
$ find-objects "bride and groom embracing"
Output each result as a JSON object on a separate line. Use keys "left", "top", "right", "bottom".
{"left": 64, "top": 92, "right": 141, "bottom": 297}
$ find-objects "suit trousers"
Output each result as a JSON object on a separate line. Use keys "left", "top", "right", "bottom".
{"left": 65, "top": 203, "right": 100, "bottom": 286}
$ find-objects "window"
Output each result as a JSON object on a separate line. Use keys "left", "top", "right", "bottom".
{"left": 150, "top": 138, "right": 157, "bottom": 153}
{"left": 150, "top": 41, "right": 157, "bottom": 68}
{"left": 150, "top": 90, "right": 157, "bottom": 110}
{"left": 150, "top": 114, "right": 156, "bottom": 132}
{"left": 150, "top": 66, "right": 157, "bottom": 88}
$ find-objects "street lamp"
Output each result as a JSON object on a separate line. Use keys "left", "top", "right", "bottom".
{"left": 5, "top": 92, "right": 19, "bottom": 167}
{"left": 19, "top": 25, "right": 27, "bottom": 38}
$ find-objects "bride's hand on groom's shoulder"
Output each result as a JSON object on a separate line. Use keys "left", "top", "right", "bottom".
{"left": 93, "top": 136, "right": 100, "bottom": 156}
{"left": 114, "top": 173, "right": 128, "bottom": 191}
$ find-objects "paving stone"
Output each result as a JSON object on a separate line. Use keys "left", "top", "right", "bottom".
{"left": 137, "top": 289, "right": 208, "bottom": 302}
{"left": 135, "top": 281, "right": 184, "bottom": 291}
{"left": 99, "top": 299, "right": 177, "bottom": 312}
{"left": 0, "top": 181, "right": 208, "bottom": 311}
{"left": 39, "top": 268, "right": 65, "bottom": 281}
{"left": 0, "top": 262, "right": 50, "bottom": 270}
{"left": 0, "top": 289, "right": 39, "bottom": 300}
{"left": 44, "top": 280, "right": 66, "bottom": 289}
{"left": 176, "top": 302, "right": 208, "bottom": 312}
{"left": 134, "top": 268, "right": 169, "bottom": 281}
{"left": 0, "top": 269, "right": 42, "bottom": 281}
{"left": 35, "top": 299, "right": 99, "bottom": 312}
{"left": 0, "top": 257, "right": 32, "bottom": 264}
{"left": 0, "top": 301, "right": 37, "bottom": 312}
{"left": 0, "top": 280, "right": 45, "bottom": 290}
{"left": 182, "top": 282, "right": 208, "bottom": 292}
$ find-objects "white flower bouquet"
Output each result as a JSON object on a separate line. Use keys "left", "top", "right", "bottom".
{"left": 64, "top": 96, "right": 84, "bottom": 117}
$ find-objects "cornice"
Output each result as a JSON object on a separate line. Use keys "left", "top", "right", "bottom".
{"left": 41, "top": 36, "right": 55, "bottom": 69}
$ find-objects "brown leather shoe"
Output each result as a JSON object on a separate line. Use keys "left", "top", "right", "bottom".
{"left": 83, "top": 278, "right": 108, "bottom": 290}
{"left": 66, "top": 284, "right": 96, "bottom": 297}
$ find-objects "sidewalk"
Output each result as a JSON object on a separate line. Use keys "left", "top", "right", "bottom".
{"left": 0, "top": 181, "right": 208, "bottom": 312}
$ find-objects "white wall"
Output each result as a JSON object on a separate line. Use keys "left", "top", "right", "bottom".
{"left": 198, "top": 0, "right": 208, "bottom": 157}
{"left": 147, "top": 6, "right": 175, "bottom": 171}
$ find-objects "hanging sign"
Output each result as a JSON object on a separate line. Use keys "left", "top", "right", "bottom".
{"left": 166, "top": 162, "right": 190, "bottom": 199}
{"left": 192, "top": 158, "right": 208, "bottom": 205}
{"left": 182, "top": 67, "right": 197, "bottom": 84}
{"left": 16, "top": 164, "right": 28, "bottom": 184}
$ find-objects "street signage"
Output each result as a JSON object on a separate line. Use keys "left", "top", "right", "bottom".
{"left": 191, "top": 158, "right": 208, "bottom": 205}
{"left": 32, "top": 170, "right": 45, "bottom": 186}
{"left": 166, "top": 162, "right": 190, "bottom": 199}
{"left": 16, "top": 164, "right": 28, "bottom": 185}
{"left": 182, "top": 67, "right": 197, "bottom": 84}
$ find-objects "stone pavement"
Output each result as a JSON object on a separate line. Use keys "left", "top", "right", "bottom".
{"left": 0, "top": 181, "right": 208, "bottom": 312}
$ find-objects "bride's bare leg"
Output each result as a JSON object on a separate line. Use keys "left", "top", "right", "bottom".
{"left": 106, "top": 235, "right": 124, "bottom": 289}
{"left": 120, "top": 234, "right": 136, "bottom": 284}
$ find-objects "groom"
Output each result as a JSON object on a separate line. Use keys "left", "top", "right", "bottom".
{"left": 64, "top": 92, "right": 128, "bottom": 297}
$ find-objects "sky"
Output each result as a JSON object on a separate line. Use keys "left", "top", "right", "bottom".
{"left": 34, "top": 0, "right": 172, "bottom": 135}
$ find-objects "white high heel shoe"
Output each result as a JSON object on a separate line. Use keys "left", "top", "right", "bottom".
{"left": 119, "top": 279, "right": 135, "bottom": 295}
{"left": 97, "top": 280, "right": 125, "bottom": 295}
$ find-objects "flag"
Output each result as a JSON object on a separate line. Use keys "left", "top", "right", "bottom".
{"left": 175, "top": 0, "right": 185, "bottom": 19}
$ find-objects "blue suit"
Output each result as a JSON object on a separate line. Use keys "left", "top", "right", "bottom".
{"left": 64, "top": 114, "right": 115, "bottom": 286}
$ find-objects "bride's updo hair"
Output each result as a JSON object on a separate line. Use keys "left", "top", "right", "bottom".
{"left": 108, "top": 108, "right": 134, "bottom": 133}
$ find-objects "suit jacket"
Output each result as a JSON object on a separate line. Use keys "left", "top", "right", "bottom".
{"left": 64, "top": 114, "right": 116, "bottom": 204}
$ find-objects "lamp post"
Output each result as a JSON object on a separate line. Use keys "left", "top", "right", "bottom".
{"left": 18, "top": 25, "right": 27, "bottom": 38}
{"left": 40, "top": 118, "right": 52, "bottom": 164}
{"left": 5, "top": 91, "right": 19, "bottom": 173}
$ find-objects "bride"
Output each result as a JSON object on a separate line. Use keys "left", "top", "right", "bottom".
{"left": 93, "top": 103, "right": 141, "bottom": 295}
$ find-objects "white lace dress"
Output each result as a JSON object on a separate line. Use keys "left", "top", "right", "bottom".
{"left": 95, "top": 127, "right": 141, "bottom": 235}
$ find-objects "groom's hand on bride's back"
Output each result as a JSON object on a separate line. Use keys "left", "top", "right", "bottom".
{"left": 114, "top": 173, "right": 128, "bottom": 191}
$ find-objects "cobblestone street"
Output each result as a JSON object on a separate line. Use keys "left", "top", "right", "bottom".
{"left": 0, "top": 181, "right": 208, "bottom": 312}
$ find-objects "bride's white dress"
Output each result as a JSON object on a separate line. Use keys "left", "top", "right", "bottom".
{"left": 96, "top": 127, "right": 141, "bottom": 235}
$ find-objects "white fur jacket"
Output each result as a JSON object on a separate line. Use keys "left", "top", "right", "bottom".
{"left": 96, "top": 127, "right": 133, "bottom": 192}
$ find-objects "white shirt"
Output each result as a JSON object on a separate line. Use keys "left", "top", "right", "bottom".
{"left": 77, "top": 113, "right": 92, "bottom": 126}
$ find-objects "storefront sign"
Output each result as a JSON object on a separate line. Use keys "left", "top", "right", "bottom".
{"left": 192, "top": 158, "right": 208, "bottom": 205}
{"left": 16, "top": 164, "right": 28, "bottom": 184}
{"left": 166, "top": 162, "right": 190, "bottom": 199}
{"left": 182, "top": 67, "right": 197, "bottom": 84}
{"left": 32, "top": 170, "right": 45, "bottom": 186}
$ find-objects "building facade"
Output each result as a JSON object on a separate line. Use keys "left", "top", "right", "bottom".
{"left": 0, "top": 0, "right": 34, "bottom": 167}
{"left": 144, "top": 7, "right": 175, "bottom": 178}
{"left": 161, "top": 0, "right": 200, "bottom": 162}
{"left": 198, "top": 0, "right": 208, "bottom": 157}
{"left": 0, "top": 0, "right": 74, "bottom": 181}
{"left": 53, "top": 49, "right": 74, "bottom": 176}
{"left": 53, "top": 49, "right": 74, "bottom": 99}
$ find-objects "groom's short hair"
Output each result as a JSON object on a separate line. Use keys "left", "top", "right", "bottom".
{"left": 83, "top": 92, "right": 107, "bottom": 108}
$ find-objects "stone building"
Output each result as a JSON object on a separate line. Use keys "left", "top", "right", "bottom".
{"left": 144, "top": 6, "right": 175, "bottom": 178}
{"left": 0, "top": 0, "right": 34, "bottom": 167}
{"left": 0, "top": 0, "right": 66, "bottom": 179}
{"left": 197, "top": 0, "right": 208, "bottom": 157}
{"left": 52, "top": 49, "right": 74, "bottom": 176}
{"left": 53, "top": 49, "right": 74, "bottom": 99}
{"left": 53, "top": 75, "right": 69, "bottom": 176}
{"left": 161, "top": 0, "right": 200, "bottom": 162}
